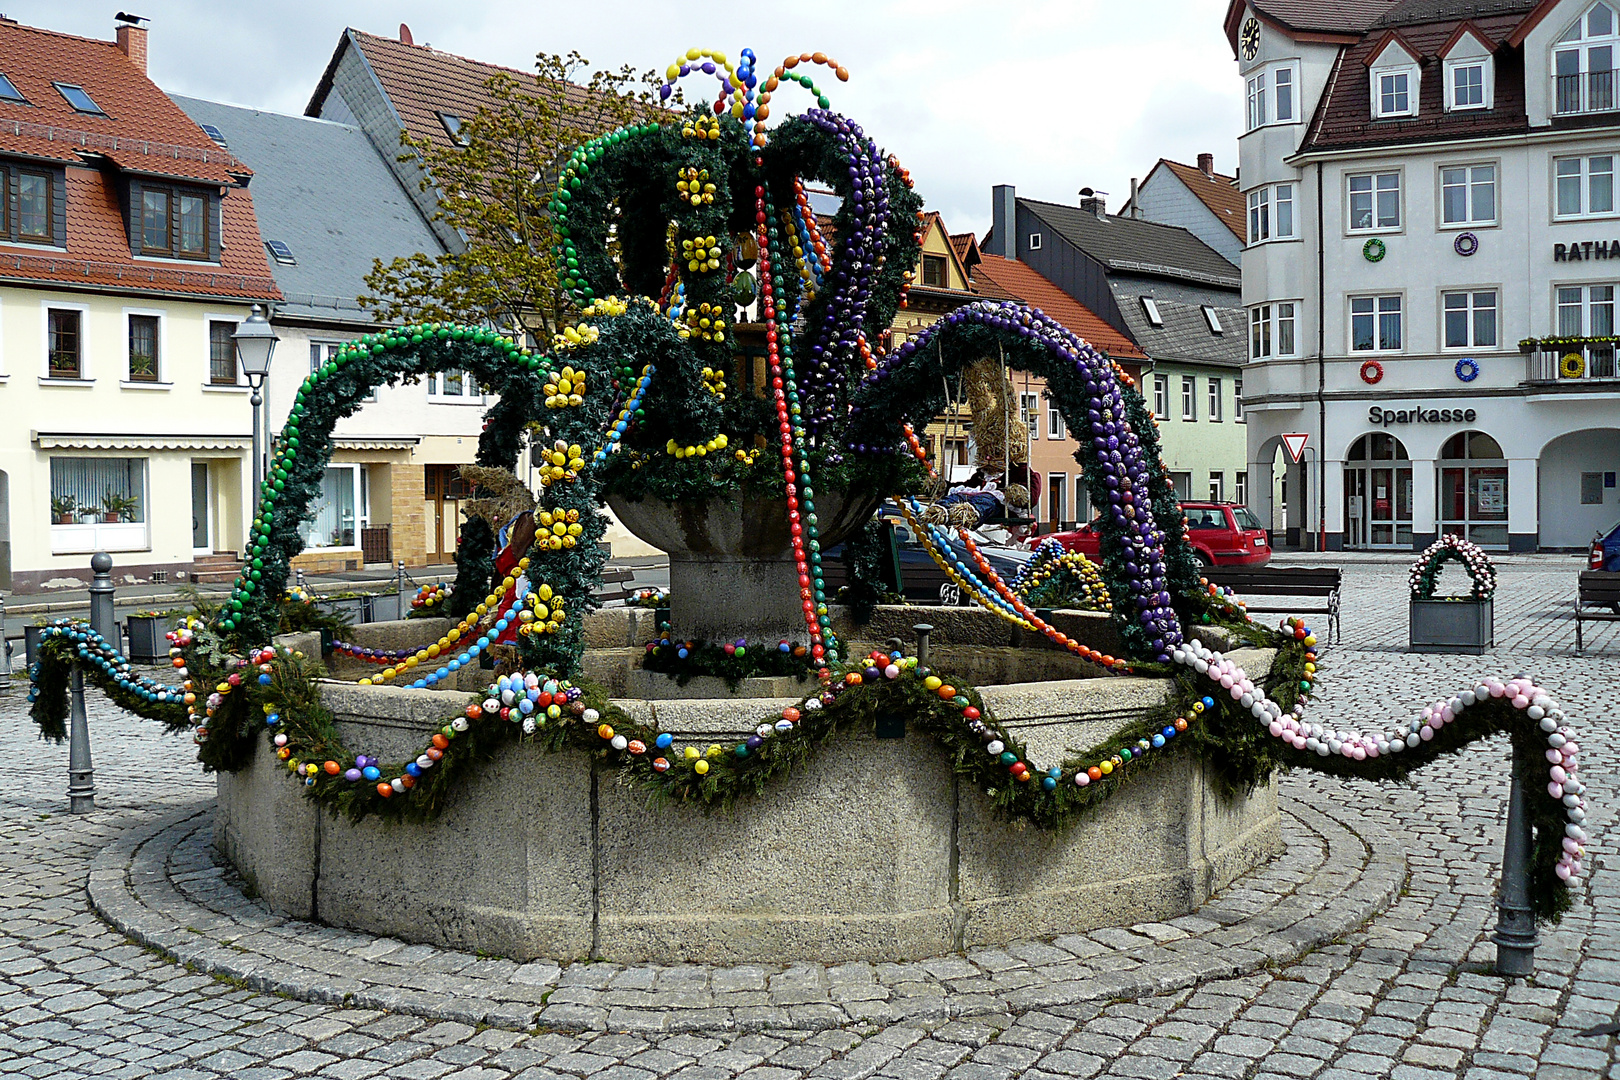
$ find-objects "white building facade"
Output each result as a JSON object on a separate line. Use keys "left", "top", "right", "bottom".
{"left": 1230, "top": 0, "right": 1620, "bottom": 552}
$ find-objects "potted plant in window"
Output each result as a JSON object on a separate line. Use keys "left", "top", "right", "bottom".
{"left": 101, "top": 489, "right": 139, "bottom": 524}
{"left": 1409, "top": 534, "right": 1495, "bottom": 654}
{"left": 51, "top": 496, "right": 77, "bottom": 525}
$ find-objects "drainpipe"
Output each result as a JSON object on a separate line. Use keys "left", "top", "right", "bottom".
{"left": 1316, "top": 162, "right": 1327, "bottom": 553}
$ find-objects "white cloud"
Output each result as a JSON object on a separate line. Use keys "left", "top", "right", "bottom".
{"left": 18, "top": 0, "right": 1241, "bottom": 236}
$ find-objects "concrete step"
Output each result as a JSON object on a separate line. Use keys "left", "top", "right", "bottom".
{"left": 190, "top": 569, "right": 242, "bottom": 584}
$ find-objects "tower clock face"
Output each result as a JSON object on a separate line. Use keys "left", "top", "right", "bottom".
{"left": 1241, "top": 17, "right": 1261, "bottom": 61}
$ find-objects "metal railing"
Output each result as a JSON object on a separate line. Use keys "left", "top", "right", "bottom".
{"left": 1525, "top": 339, "right": 1620, "bottom": 382}
{"left": 1554, "top": 69, "right": 1617, "bottom": 115}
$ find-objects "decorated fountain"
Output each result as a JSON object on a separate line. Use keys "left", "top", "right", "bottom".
{"left": 27, "top": 47, "right": 1589, "bottom": 968}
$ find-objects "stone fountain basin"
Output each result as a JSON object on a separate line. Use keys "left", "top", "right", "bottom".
{"left": 220, "top": 611, "right": 1279, "bottom": 965}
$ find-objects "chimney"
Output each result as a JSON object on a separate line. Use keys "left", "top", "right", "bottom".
{"left": 1129, "top": 177, "right": 1139, "bottom": 219}
{"left": 1198, "top": 152, "right": 1215, "bottom": 178}
{"left": 1079, "top": 187, "right": 1107, "bottom": 218}
{"left": 990, "top": 184, "right": 1017, "bottom": 261}
{"left": 115, "top": 15, "right": 148, "bottom": 73}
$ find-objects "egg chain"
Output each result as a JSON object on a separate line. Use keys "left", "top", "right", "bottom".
{"left": 359, "top": 561, "right": 529, "bottom": 687}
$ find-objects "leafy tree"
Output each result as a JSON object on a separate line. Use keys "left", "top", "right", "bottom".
{"left": 361, "top": 51, "right": 670, "bottom": 337}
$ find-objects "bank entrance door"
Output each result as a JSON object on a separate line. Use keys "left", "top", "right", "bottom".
{"left": 1344, "top": 433, "right": 1413, "bottom": 549}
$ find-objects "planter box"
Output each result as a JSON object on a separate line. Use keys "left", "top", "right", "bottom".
{"left": 317, "top": 596, "right": 366, "bottom": 622}
{"left": 1410, "top": 598, "right": 1493, "bottom": 654}
{"left": 126, "top": 615, "right": 170, "bottom": 663}
{"left": 365, "top": 593, "right": 403, "bottom": 623}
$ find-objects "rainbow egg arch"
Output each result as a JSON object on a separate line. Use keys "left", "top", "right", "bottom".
{"left": 20, "top": 46, "right": 1593, "bottom": 927}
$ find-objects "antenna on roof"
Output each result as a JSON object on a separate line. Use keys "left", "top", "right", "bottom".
{"left": 114, "top": 11, "right": 148, "bottom": 24}
{"left": 399, "top": 23, "right": 414, "bottom": 45}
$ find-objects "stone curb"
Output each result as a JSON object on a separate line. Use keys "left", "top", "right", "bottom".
{"left": 87, "top": 795, "right": 1406, "bottom": 1034}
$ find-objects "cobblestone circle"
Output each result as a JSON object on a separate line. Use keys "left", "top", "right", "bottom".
{"left": 3, "top": 557, "right": 1616, "bottom": 1079}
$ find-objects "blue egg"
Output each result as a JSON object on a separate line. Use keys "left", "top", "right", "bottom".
{"left": 655, "top": 732, "right": 674, "bottom": 749}
{"left": 362, "top": 766, "right": 380, "bottom": 781}
{"left": 677, "top": 648, "right": 689, "bottom": 659}
{"left": 519, "top": 698, "right": 535, "bottom": 714}
{"left": 1163, "top": 725, "right": 1176, "bottom": 738}
{"left": 405, "top": 763, "right": 421, "bottom": 777}
{"left": 258, "top": 673, "right": 272, "bottom": 685}
{"left": 448, "top": 660, "right": 461, "bottom": 671}
{"left": 1152, "top": 734, "right": 1166, "bottom": 748}
{"left": 1041, "top": 776, "right": 1057, "bottom": 790}
{"left": 1201, "top": 696, "right": 1215, "bottom": 708}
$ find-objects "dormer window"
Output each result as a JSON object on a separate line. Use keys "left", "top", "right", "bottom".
{"left": 131, "top": 181, "right": 214, "bottom": 261}
{"left": 1554, "top": 2, "right": 1618, "bottom": 116}
{"left": 1368, "top": 37, "right": 1420, "bottom": 119}
{"left": 1441, "top": 27, "right": 1495, "bottom": 111}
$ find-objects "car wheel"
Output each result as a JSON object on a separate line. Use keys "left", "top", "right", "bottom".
{"left": 1194, "top": 553, "right": 1211, "bottom": 575}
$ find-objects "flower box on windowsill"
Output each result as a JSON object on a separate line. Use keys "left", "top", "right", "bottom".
{"left": 1409, "top": 598, "right": 1493, "bottom": 654}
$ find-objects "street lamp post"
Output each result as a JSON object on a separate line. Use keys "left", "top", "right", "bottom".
{"left": 233, "top": 305, "right": 279, "bottom": 554}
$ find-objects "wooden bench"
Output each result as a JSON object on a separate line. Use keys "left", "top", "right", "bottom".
{"left": 593, "top": 566, "right": 638, "bottom": 604}
{"left": 1575, "top": 571, "right": 1620, "bottom": 652}
{"left": 1203, "top": 566, "right": 1343, "bottom": 644}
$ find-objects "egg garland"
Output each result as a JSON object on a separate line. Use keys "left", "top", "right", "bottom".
{"left": 357, "top": 560, "right": 531, "bottom": 688}
{"left": 1410, "top": 533, "right": 1497, "bottom": 602}
{"left": 408, "top": 583, "right": 451, "bottom": 615}
{"left": 1012, "top": 539, "right": 1112, "bottom": 613}
{"left": 24, "top": 620, "right": 188, "bottom": 739}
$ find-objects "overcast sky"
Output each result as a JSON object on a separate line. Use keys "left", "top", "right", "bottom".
{"left": 26, "top": 0, "right": 1243, "bottom": 238}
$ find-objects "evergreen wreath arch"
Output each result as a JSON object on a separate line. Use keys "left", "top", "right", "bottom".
{"left": 1409, "top": 533, "right": 1497, "bottom": 601}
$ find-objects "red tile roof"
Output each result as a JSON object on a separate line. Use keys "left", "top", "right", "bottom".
{"left": 972, "top": 254, "right": 1147, "bottom": 360}
{"left": 0, "top": 18, "right": 248, "bottom": 184}
{"left": 1154, "top": 159, "right": 1246, "bottom": 243}
{"left": 309, "top": 29, "right": 601, "bottom": 155}
{"left": 0, "top": 19, "right": 277, "bottom": 300}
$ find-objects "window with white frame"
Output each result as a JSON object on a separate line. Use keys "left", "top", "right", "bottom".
{"left": 1249, "top": 302, "right": 1297, "bottom": 359}
{"left": 1348, "top": 172, "right": 1401, "bottom": 230}
{"left": 1351, "top": 295, "right": 1403, "bottom": 351}
{"left": 299, "top": 464, "right": 368, "bottom": 548}
{"left": 1554, "top": 154, "right": 1616, "bottom": 218}
{"left": 1208, "top": 377, "right": 1223, "bottom": 422}
{"left": 1047, "top": 399, "right": 1065, "bottom": 440}
{"left": 1209, "top": 473, "right": 1225, "bottom": 502}
{"left": 1153, "top": 374, "right": 1169, "bottom": 417}
{"left": 1557, "top": 283, "right": 1617, "bottom": 336}
{"left": 427, "top": 369, "right": 481, "bottom": 400}
{"left": 50, "top": 457, "right": 147, "bottom": 524}
{"left": 1372, "top": 62, "right": 1419, "bottom": 118}
{"left": 1203, "top": 306, "right": 1225, "bottom": 334}
{"left": 1553, "top": 2, "right": 1619, "bottom": 116}
{"left": 1020, "top": 392, "right": 1040, "bottom": 438}
{"left": 1235, "top": 471, "right": 1248, "bottom": 504}
{"left": 1443, "top": 290, "right": 1499, "bottom": 349}
{"left": 312, "top": 341, "right": 377, "bottom": 402}
{"left": 1445, "top": 58, "right": 1491, "bottom": 110}
{"left": 1246, "top": 70, "right": 1267, "bottom": 130}
{"left": 1181, "top": 375, "right": 1197, "bottom": 421}
{"left": 1247, "top": 183, "right": 1296, "bottom": 243}
{"left": 1140, "top": 296, "right": 1163, "bottom": 326}
{"left": 1235, "top": 379, "right": 1245, "bottom": 423}
{"left": 1441, "top": 164, "right": 1496, "bottom": 225}
{"left": 1246, "top": 62, "right": 1300, "bottom": 130}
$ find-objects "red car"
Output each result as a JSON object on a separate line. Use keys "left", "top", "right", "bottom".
{"left": 1046, "top": 502, "right": 1271, "bottom": 570}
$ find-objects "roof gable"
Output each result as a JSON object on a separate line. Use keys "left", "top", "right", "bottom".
{"left": 0, "top": 19, "right": 246, "bottom": 185}
{"left": 1021, "top": 197, "right": 1241, "bottom": 289}
{"left": 1439, "top": 21, "right": 1496, "bottom": 55}
{"left": 916, "top": 212, "right": 973, "bottom": 292}
{"left": 1365, "top": 29, "right": 1421, "bottom": 65}
{"left": 971, "top": 254, "right": 1147, "bottom": 360}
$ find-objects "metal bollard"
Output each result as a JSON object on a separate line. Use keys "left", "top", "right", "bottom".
{"left": 1492, "top": 763, "right": 1538, "bottom": 976}
{"left": 0, "top": 593, "right": 10, "bottom": 690}
{"left": 913, "top": 623, "right": 934, "bottom": 672}
{"left": 88, "top": 552, "right": 116, "bottom": 645}
{"left": 397, "top": 560, "right": 407, "bottom": 609}
{"left": 67, "top": 666, "right": 96, "bottom": 812}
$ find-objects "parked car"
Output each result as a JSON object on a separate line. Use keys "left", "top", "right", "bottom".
{"left": 1046, "top": 502, "right": 1272, "bottom": 570}
{"left": 824, "top": 508, "right": 1031, "bottom": 606}
{"left": 1591, "top": 520, "right": 1620, "bottom": 572}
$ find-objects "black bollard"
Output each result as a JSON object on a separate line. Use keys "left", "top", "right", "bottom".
{"left": 1492, "top": 763, "right": 1538, "bottom": 976}
{"left": 913, "top": 623, "right": 933, "bottom": 672}
{"left": 88, "top": 552, "right": 116, "bottom": 644}
{"left": 68, "top": 666, "right": 96, "bottom": 812}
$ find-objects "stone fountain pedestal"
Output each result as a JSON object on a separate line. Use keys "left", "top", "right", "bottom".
{"left": 607, "top": 491, "right": 878, "bottom": 647}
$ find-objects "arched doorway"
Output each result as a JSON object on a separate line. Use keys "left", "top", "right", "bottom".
{"left": 1538, "top": 428, "right": 1620, "bottom": 549}
{"left": 1439, "top": 430, "right": 1508, "bottom": 549}
{"left": 1343, "top": 433, "right": 1411, "bottom": 549}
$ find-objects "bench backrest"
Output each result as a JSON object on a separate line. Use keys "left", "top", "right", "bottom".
{"left": 1206, "top": 567, "right": 1342, "bottom": 594}
{"left": 1579, "top": 570, "right": 1620, "bottom": 599}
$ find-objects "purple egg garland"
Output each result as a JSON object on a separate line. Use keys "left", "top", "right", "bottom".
{"left": 857, "top": 300, "right": 1184, "bottom": 661}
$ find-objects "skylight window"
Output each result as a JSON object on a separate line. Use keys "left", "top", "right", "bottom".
{"left": 1203, "top": 306, "right": 1225, "bottom": 334}
{"left": 0, "top": 74, "right": 26, "bottom": 104}
{"left": 54, "top": 83, "right": 104, "bottom": 115}
{"left": 265, "top": 240, "right": 296, "bottom": 265}
{"left": 438, "top": 112, "right": 468, "bottom": 146}
{"left": 199, "top": 123, "right": 228, "bottom": 148}
{"left": 1140, "top": 297, "right": 1163, "bottom": 327}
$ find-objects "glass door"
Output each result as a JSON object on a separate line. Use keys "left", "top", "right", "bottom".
{"left": 191, "top": 462, "right": 210, "bottom": 552}
{"left": 1343, "top": 468, "right": 1367, "bottom": 548}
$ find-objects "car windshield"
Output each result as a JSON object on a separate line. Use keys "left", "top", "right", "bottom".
{"left": 1233, "top": 507, "right": 1264, "bottom": 530}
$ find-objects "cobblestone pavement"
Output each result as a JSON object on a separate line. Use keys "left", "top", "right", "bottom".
{"left": 2, "top": 560, "right": 1617, "bottom": 1079}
